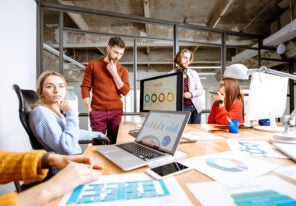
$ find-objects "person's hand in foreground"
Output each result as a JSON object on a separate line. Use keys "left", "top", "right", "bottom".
{"left": 47, "top": 153, "right": 104, "bottom": 170}
{"left": 17, "top": 162, "right": 102, "bottom": 206}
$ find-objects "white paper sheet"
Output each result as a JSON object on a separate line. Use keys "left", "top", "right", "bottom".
{"left": 59, "top": 173, "right": 193, "bottom": 206}
{"left": 187, "top": 175, "right": 296, "bottom": 206}
{"left": 181, "top": 151, "right": 280, "bottom": 186}
{"left": 274, "top": 165, "right": 296, "bottom": 181}
{"left": 227, "top": 139, "right": 288, "bottom": 158}
{"left": 182, "top": 131, "right": 224, "bottom": 141}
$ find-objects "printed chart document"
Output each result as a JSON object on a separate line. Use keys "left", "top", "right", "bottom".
{"left": 227, "top": 140, "right": 288, "bottom": 159}
{"left": 59, "top": 173, "right": 193, "bottom": 206}
{"left": 182, "top": 131, "right": 224, "bottom": 141}
{"left": 187, "top": 175, "right": 296, "bottom": 206}
{"left": 181, "top": 151, "right": 279, "bottom": 186}
{"left": 274, "top": 165, "right": 296, "bottom": 181}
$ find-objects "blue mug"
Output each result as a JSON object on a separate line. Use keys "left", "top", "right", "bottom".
{"left": 228, "top": 119, "right": 239, "bottom": 133}
{"left": 258, "top": 119, "right": 270, "bottom": 126}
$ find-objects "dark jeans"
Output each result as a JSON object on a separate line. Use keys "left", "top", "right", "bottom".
{"left": 183, "top": 105, "right": 201, "bottom": 124}
{"left": 89, "top": 110, "right": 123, "bottom": 144}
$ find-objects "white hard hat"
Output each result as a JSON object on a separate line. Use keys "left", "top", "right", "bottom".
{"left": 223, "top": 64, "right": 249, "bottom": 80}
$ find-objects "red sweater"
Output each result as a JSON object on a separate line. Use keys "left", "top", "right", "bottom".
{"left": 207, "top": 99, "right": 243, "bottom": 125}
{"left": 81, "top": 59, "right": 130, "bottom": 110}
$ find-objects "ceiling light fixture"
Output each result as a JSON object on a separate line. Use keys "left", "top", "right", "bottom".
{"left": 276, "top": 43, "right": 286, "bottom": 55}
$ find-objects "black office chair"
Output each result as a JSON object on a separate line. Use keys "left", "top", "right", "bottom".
{"left": 12, "top": 84, "right": 47, "bottom": 192}
{"left": 13, "top": 84, "right": 44, "bottom": 149}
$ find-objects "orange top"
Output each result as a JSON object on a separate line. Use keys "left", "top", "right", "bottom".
{"left": 207, "top": 99, "right": 244, "bottom": 125}
{"left": 0, "top": 150, "right": 48, "bottom": 206}
{"left": 80, "top": 59, "right": 130, "bottom": 111}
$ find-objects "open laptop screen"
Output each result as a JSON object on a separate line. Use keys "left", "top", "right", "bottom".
{"left": 136, "top": 111, "right": 190, "bottom": 155}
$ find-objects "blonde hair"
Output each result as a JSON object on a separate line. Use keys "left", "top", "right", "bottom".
{"left": 33, "top": 71, "right": 67, "bottom": 118}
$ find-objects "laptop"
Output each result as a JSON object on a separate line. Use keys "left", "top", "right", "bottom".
{"left": 273, "top": 143, "right": 296, "bottom": 161}
{"left": 96, "top": 110, "right": 190, "bottom": 171}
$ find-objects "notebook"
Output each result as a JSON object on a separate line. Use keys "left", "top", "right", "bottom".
{"left": 96, "top": 110, "right": 190, "bottom": 171}
{"left": 273, "top": 143, "right": 296, "bottom": 161}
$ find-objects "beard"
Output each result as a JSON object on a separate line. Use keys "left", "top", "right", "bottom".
{"left": 107, "top": 53, "right": 118, "bottom": 63}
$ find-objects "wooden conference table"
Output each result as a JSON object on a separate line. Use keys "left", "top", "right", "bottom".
{"left": 47, "top": 122, "right": 296, "bottom": 206}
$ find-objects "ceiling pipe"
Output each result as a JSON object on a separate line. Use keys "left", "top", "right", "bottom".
{"left": 263, "top": 18, "right": 296, "bottom": 46}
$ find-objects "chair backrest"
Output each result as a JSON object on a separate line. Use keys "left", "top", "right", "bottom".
{"left": 12, "top": 84, "right": 44, "bottom": 149}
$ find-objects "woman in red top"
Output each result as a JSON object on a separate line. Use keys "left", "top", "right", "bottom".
{"left": 208, "top": 78, "right": 244, "bottom": 125}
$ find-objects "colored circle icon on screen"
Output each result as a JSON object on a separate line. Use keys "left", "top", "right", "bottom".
{"left": 205, "top": 157, "right": 248, "bottom": 172}
{"left": 167, "top": 92, "right": 174, "bottom": 102}
{"left": 151, "top": 94, "right": 157, "bottom": 102}
{"left": 144, "top": 94, "right": 150, "bottom": 103}
{"left": 158, "top": 93, "right": 165, "bottom": 102}
{"left": 161, "top": 135, "right": 171, "bottom": 146}
{"left": 144, "top": 92, "right": 175, "bottom": 103}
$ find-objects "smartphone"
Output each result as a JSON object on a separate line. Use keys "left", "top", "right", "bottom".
{"left": 145, "top": 162, "right": 191, "bottom": 180}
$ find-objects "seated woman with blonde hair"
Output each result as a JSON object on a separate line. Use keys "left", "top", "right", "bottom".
{"left": 29, "top": 71, "right": 109, "bottom": 155}
{"left": 208, "top": 78, "right": 244, "bottom": 125}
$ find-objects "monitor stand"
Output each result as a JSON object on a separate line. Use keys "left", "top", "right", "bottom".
{"left": 252, "top": 117, "right": 285, "bottom": 133}
{"left": 272, "top": 115, "right": 296, "bottom": 143}
{"left": 253, "top": 125, "right": 285, "bottom": 133}
{"left": 272, "top": 132, "right": 296, "bottom": 144}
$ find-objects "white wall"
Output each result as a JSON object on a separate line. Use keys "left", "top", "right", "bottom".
{"left": 0, "top": 0, "right": 36, "bottom": 194}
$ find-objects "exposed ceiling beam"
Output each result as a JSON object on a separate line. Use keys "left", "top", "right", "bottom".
{"left": 58, "top": 1, "right": 107, "bottom": 56}
{"left": 183, "top": 0, "right": 193, "bottom": 23}
{"left": 207, "top": 0, "right": 234, "bottom": 28}
{"left": 232, "top": 44, "right": 258, "bottom": 62}
{"left": 43, "top": 43, "right": 85, "bottom": 68}
{"left": 143, "top": 0, "right": 151, "bottom": 55}
{"left": 233, "top": 18, "right": 296, "bottom": 62}
{"left": 263, "top": 18, "right": 296, "bottom": 46}
{"left": 240, "top": 0, "right": 275, "bottom": 32}
{"left": 57, "top": 0, "right": 89, "bottom": 30}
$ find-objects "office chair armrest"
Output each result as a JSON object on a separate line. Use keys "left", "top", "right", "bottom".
{"left": 78, "top": 138, "right": 109, "bottom": 145}
{"left": 78, "top": 140, "right": 92, "bottom": 144}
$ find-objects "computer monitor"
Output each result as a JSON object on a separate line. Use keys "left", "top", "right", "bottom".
{"left": 244, "top": 72, "right": 289, "bottom": 132}
{"left": 140, "top": 72, "right": 183, "bottom": 114}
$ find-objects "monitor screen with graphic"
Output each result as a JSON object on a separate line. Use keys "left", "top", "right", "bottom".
{"left": 140, "top": 72, "right": 183, "bottom": 113}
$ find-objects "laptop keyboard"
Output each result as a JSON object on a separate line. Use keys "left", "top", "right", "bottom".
{"left": 117, "top": 142, "right": 164, "bottom": 161}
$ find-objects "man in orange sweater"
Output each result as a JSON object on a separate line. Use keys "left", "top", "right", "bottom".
{"left": 81, "top": 36, "right": 130, "bottom": 144}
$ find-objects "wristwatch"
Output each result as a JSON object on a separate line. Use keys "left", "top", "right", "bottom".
{"left": 41, "top": 152, "right": 54, "bottom": 168}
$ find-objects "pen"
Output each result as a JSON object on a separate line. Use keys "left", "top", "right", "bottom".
{"left": 180, "top": 140, "right": 197, "bottom": 144}
{"left": 227, "top": 117, "right": 234, "bottom": 126}
{"left": 209, "top": 92, "right": 218, "bottom": 94}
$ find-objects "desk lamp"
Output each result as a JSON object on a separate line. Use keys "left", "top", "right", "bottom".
{"left": 224, "top": 64, "right": 296, "bottom": 81}
{"left": 223, "top": 64, "right": 249, "bottom": 80}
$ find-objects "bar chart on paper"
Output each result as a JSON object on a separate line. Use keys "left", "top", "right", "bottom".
{"left": 59, "top": 173, "right": 193, "bottom": 206}
{"left": 65, "top": 179, "right": 169, "bottom": 204}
